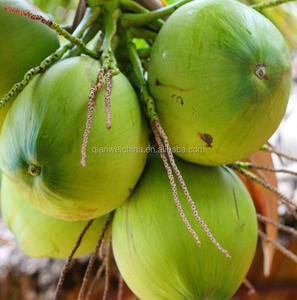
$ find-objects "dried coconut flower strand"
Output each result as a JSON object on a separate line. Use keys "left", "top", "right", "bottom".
{"left": 2, "top": 5, "right": 98, "bottom": 59}
{"left": 257, "top": 214, "right": 297, "bottom": 237}
{"left": 54, "top": 220, "right": 95, "bottom": 300}
{"left": 81, "top": 68, "right": 105, "bottom": 168}
{"left": 258, "top": 230, "right": 297, "bottom": 264}
{"left": 77, "top": 218, "right": 110, "bottom": 300}
{"left": 155, "top": 119, "right": 231, "bottom": 258}
{"left": 232, "top": 165, "right": 297, "bottom": 210}
{"left": 104, "top": 69, "right": 113, "bottom": 130}
{"left": 151, "top": 123, "right": 202, "bottom": 247}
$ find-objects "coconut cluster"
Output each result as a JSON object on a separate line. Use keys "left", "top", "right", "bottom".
{"left": 0, "top": 0, "right": 292, "bottom": 299}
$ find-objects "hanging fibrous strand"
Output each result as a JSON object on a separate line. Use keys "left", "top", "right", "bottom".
{"left": 77, "top": 218, "right": 111, "bottom": 300}
{"left": 54, "top": 220, "right": 95, "bottom": 300}
{"left": 81, "top": 67, "right": 105, "bottom": 168}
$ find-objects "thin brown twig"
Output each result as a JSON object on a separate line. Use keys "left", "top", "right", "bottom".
{"left": 248, "top": 163, "right": 297, "bottom": 177}
{"left": 232, "top": 165, "right": 297, "bottom": 210}
{"left": 266, "top": 145, "right": 297, "bottom": 163}
{"left": 117, "top": 275, "right": 124, "bottom": 300}
{"left": 85, "top": 262, "right": 106, "bottom": 300}
{"left": 257, "top": 214, "right": 297, "bottom": 236}
{"left": 103, "top": 237, "right": 112, "bottom": 300}
{"left": 154, "top": 119, "right": 230, "bottom": 258}
{"left": 242, "top": 278, "right": 256, "bottom": 295}
{"left": 54, "top": 220, "right": 94, "bottom": 300}
{"left": 77, "top": 218, "right": 110, "bottom": 300}
{"left": 258, "top": 230, "right": 297, "bottom": 264}
{"left": 151, "top": 122, "right": 201, "bottom": 247}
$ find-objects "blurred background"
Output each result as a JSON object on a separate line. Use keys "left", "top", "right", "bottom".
{"left": 1, "top": 0, "right": 297, "bottom": 299}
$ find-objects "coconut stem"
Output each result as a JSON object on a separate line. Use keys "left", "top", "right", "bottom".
{"left": 81, "top": 67, "right": 105, "bottom": 168}
{"left": 117, "top": 275, "right": 124, "bottom": 300}
{"left": 120, "top": 0, "right": 192, "bottom": 28}
{"left": 2, "top": 5, "right": 98, "bottom": 59}
{"left": 258, "top": 230, "right": 297, "bottom": 264}
{"left": 252, "top": 0, "right": 296, "bottom": 11}
{"left": 54, "top": 219, "right": 95, "bottom": 300}
{"left": 231, "top": 165, "right": 297, "bottom": 210}
{"left": 77, "top": 217, "right": 111, "bottom": 300}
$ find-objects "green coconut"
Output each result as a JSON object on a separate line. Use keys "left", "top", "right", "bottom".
{"left": 0, "top": 56, "right": 148, "bottom": 221}
{"left": 0, "top": 0, "right": 59, "bottom": 130}
{"left": 148, "top": 0, "right": 291, "bottom": 166}
{"left": 112, "top": 154, "right": 258, "bottom": 300}
{"left": 1, "top": 175, "right": 105, "bottom": 258}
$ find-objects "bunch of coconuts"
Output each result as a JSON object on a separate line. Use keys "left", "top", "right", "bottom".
{"left": 0, "top": 0, "right": 292, "bottom": 299}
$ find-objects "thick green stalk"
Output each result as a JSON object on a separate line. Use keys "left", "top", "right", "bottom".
{"left": 102, "top": 9, "right": 121, "bottom": 72}
{"left": 133, "top": 27, "right": 157, "bottom": 40}
{"left": 120, "top": 0, "right": 191, "bottom": 27}
{"left": 66, "top": 22, "right": 101, "bottom": 58}
{"left": 252, "top": 0, "right": 296, "bottom": 10}
{"left": 125, "top": 31, "right": 158, "bottom": 121}
{"left": 50, "top": 22, "right": 99, "bottom": 58}
{"left": 120, "top": 0, "right": 148, "bottom": 12}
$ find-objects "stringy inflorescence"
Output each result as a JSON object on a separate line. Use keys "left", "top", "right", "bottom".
{"left": 2, "top": 5, "right": 53, "bottom": 26}
{"left": 81, "top": 67, "right": 113, "bottom": 167}
{"left": 81, "top": 68, "right": 105, "bottom": 168}
{"left": 152, "top": 119, "right": 231, "bottom": 258}
{"left": 77, "top": 218, "right": 110, "bottom": 300}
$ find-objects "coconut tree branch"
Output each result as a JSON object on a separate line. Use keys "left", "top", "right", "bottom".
{"left": 252, "top": 0, "right": 297, "bottom": 11}
{"left": 120, "top": 0, "right": 191, "bottom": 28}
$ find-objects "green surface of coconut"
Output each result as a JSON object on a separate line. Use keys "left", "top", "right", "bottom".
{"left": 0, "top": 0, "right": 59, "bottom": 130}
{"left": 0, "top": 56, "right": 148, "bottom": 221}
{"left": 113, "top": 154, "right": 258, "bottom": 300}
{"left": 148, "top": 0, "right": 291, "bottom": 166}
{"left": 1, "top": 175, "right": 105, "bottom": 258}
